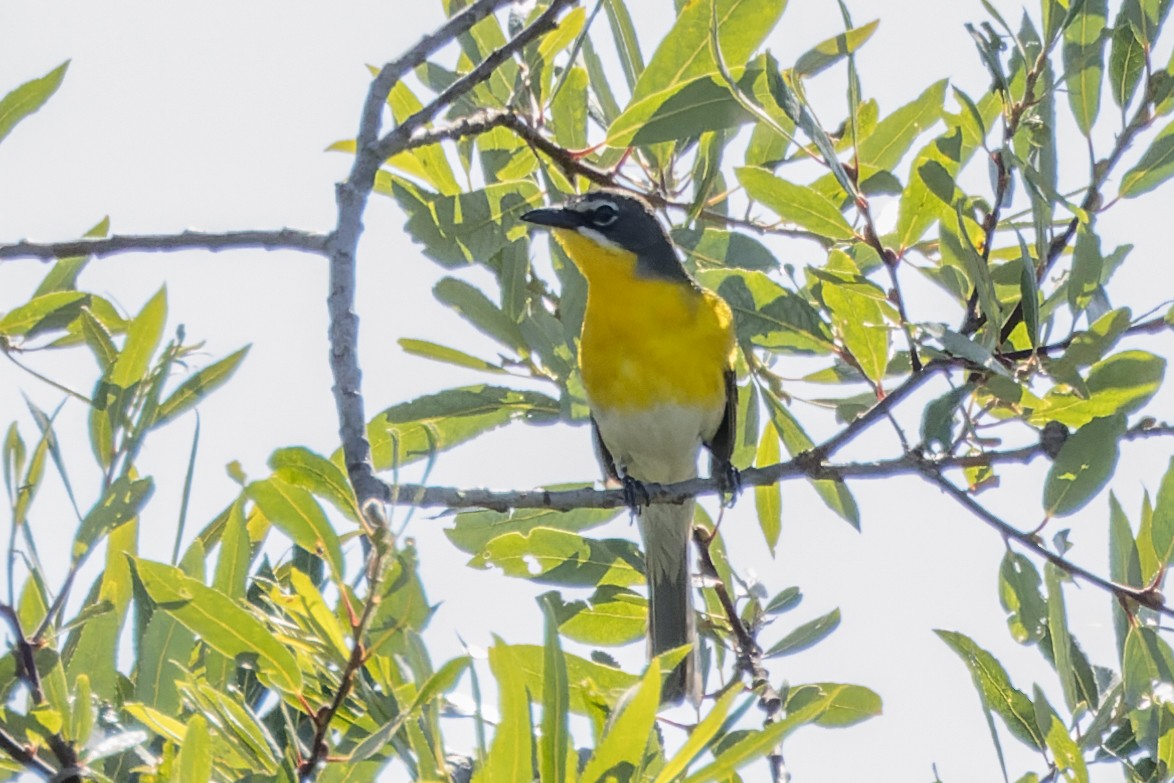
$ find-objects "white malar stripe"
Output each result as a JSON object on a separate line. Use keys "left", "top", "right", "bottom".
{"left": 591, "top": 402, "right": 724, "bottom": 485}
{"left": 576, "top": 225, "right": 624, "bottom": 252}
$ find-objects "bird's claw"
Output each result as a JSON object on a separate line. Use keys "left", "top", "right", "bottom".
{"left": 621, "top": 473, "right": 650, "bottom": 513}
{"left": 717, "top": 463, "right": 742, "bottom": 508}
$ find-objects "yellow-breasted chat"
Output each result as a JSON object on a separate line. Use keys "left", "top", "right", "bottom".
{"left": 522, "top": 191, "right": 738, "bottom": 705}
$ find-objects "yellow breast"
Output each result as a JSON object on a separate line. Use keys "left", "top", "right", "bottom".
{"left": 552, "top": 228, "right": 735, "bottom": 413}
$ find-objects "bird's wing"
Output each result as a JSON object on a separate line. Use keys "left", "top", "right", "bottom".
{"left": 591, "top": 414, "right": 622, "bottom": 483}
{"left": 705, "top": 368, "right": 738, "bottom": 474}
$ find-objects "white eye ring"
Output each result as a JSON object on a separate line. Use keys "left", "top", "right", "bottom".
{"left": 592, "top": 203, "right": 618, "bottom": 227}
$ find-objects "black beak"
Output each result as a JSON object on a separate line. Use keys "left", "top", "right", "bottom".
{"left": 520, "top": 206, "right": 582, "bottom": 229}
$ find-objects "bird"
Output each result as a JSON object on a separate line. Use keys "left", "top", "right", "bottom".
{"left": 521, "top": 190, "right": 738, "bottom": 705}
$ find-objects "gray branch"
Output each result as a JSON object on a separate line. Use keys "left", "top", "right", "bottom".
{"left": 0, "top": 229, "right": 327, "bottom": 262}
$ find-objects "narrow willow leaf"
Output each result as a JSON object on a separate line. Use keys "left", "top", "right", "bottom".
{"left": 793, "top": 19, "right": 879, "bottom": 78}
{"left": 857, "top": 79, "right": 947, "bottom": 171}
{"left": 936, "top": 629, "right": 1045, "bottom": 750}
{"left": 1062, "top": 0, "right": 1108, "bottom": 135}
{"left": 578, "top": 660, "right": 661, "bottom": 783}
{"left": 754, "top": 421, "right": 782, "bottom": 552}
{"left": 1109, "top": 20, "right": 1146, "bottom": 109}
{"left": 0, "top": 291, "right": 88, "bottom": 338}
{"left": 1151, "top": 456, "right": 1174, "bottom": 566}
{"left": 737, "top": 166, "right": 855, "bottom": 240}
{"left": 177, "top": 714, "right": 212, "bottom": 783}
{"left": 765, "top": 608, "right": 841, "bottom": 657}
{"left": 999, "top": 552, "right": 1046, "bottom": 644}
{"left": 625, "top": 0, "right": 786, "bottom": 106}
{"left": 472, "top": 529, "right": 642, "bottom": 588}
{"left": 1120, "top": 116, "right": 1174, "bottom": 196}
{"left": 822, "top": 282, "right": 889, "bottom": 384}
{"left": 154, "top": 346, "right": 250, "bottom": 427}
{"left": 246, "top": 477, "right": 344, "bottom": 579}
{"left": 1044, "top": 414, "right": 1126, "bottom": 517}
{"left": 109, "top": 287, "right": 167, "bottom": 389}
{"left": 481, "top": 642, "right": 534, "bottom": 783}
{"left": 539, "top": 597, "right": 571, "bottom": 783}
{"left": 363, "top": 385, "right": 559, "bottom": 471}
{"left": 132, "top": 558, "right": 302, "bottom": 693}
{"left": 0, "top": 61, "right": 69, "bottom": 145}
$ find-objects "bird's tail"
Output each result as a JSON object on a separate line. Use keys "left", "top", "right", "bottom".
{"left": 639, "top": 499, "right": 701, "bottom": 705}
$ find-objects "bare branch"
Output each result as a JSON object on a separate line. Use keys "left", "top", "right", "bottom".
{"left": 371, "top": 422, "right": 1174, "bottom": 510}
{"left": 0, "top": 229, "right": 328, "bottom": 263}
{"left": 326, "top": 0, "right": 581, "bottom": 511}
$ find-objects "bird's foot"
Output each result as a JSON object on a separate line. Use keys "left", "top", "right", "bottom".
{"left": 621, "top": 474, "right": 651, "bottom": 514}
{"left": 716, "top": 462, "right": 742, "bottom": 508}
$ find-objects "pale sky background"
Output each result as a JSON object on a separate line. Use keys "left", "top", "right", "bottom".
{"left": 1, "top": 2, "right": 1172, "bottom": 782}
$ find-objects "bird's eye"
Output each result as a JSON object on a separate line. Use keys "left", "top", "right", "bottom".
{"left": 592, "top": 203, "right": 618, "bottom": 227}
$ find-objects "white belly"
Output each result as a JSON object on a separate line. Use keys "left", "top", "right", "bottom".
{"left": 592, "top": 402, "right": 723, "bottom": 485}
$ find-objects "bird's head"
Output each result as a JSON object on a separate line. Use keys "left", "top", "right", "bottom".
{"left": 521, "top": 191, "right": 689, "bottom": 282}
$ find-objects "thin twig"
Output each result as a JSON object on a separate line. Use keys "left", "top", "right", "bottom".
{"left": 0, "top": 229, "right": 328, "bottom": 262}
{"left": 922, "top": 468, "right": 1173, "bottom": 618}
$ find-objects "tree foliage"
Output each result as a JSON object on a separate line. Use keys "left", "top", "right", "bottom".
{"left": 2, "top": 0, "right": 1174, "bottom": 781}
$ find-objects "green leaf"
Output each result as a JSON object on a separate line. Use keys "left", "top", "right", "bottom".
{"left": 672, "top": 226, "right": 779, "bottom": 272}
{"left": 364, "top": 385, "right": 559, "bottom": 471}
{"left": 550, "top": 65, "right": 589, "bottom": 150}
{"left": 177, "top": 713, "right": 212, "bottom": 783}
{"left": 800, "top": 682, "right": 884, "bottom": 727}
{"left": 921, "top": 384, "right": 973, "bottom": 451}
{"left": 765, "top": 608, "right": 840, "bottom": 657}
{"left": 603, "top": 0, "right": 645, "bottom": 90}
{"left": 74, "top": 476, "right": 153, "bottom": 563}
{"left": 857, "top": 79, "right": 947, "bottom": 171}
{"left": 132, "top": 558, "right": 302, "bottom": 693}
{"left": 446, "top": 503, "right": 619, "bottom": 554}
{"left": 482, "top": 641, "right": 534, "bottom": 783}
{"left": 607, "top": 72, "right": 756, "bottom": 147}
{"left": 1030, "top": 350, "right": 1166, "bottom": 427}
{"left": 1033, "top": 686, "right": 1089, "bottom": 783}
{"left": 754, "top": 421, "right": 782, "bottom": 552}
{"left": 1151, "top": 456, "right": 1174, "bottom": 566}
{"left": 936, "top": 629, "right": 1044, "bottom": 750}
{"left": 472, "top": 528, "right": 643, "bottom": 588}
{"left": 625, "top": 0, "right": 786, "bottom": 108}
{"left": 699, "top": 268, "right": 834, "bottom": 353}
{"left": 1016, "top": 233, "right": 1040, "bottom": 348}
{"left": 154, "top": 346, "right": 250, "bottom": 427}
{"left": 246, "top": 477, "right": 344, "bottom": 579}
{"left": 1067, "top": 223, "right": 1103, "bottom": 317}
{"left": 579, "top": 659, "right": 661, "bottom": 783}
{"left": 0, "top": 61, "right": 68, "bottom": 146}
{"left": 1120, "top": 115, "right": 1174, "bottom": 196}
{"left": 681, "top": 684, "right": 854, "bottom": 783}
{"left": 110, "top": 287, "right": 167, "bottom": 389}
{"left": 505, "top": 644, "right": 640, "bottom": 715}
{"left": 737, "top": 166, "right": 855, "bottom": 240}
{"left": 1109, "top": 19, "right": 1146, "bottom": 109}
{"left": 539, "top": 597, "right": 571, "bottom": 783}
{"left": 0, "top": 291, "right": 88, "bottom": 338}
{"left": 269, "top": 446, "right": 360, "bottom": 522}
{"left": 653, "top": 688, "right": 742, "bottom": 783}
{"left": 822, "top": 281, "right": 889, "bottom": 384}
{"left": 381, "top": 176, "right": 542, "bottom": 267}
{"left": 1044, "top": 563, "right": 1079, "bottom": 715}
{"left": 1044, "top": 414, "right": 1126, "bottom": 517}
{"left": 764, "top": 393, "right": 859, "bottom": 527}
{"left": 434, "top": 277, "right": 528, "bottom": 353}
{"left": 896, "top": 130, "right": 964, "bottom": 250}
{"left": 398, "top": 337, "right": 506, "bottom": 374}
{"left": 764, "top": 586, "right": 802, "bottom": 614}
{"left": 547, "top": 586, "right": 646, "bottom": 646}
{"left": 1062, "top": 0, "right": 1107, "bottom": 135}
{"left": 793, "top": 20, "right": 879, "bottom": 77}
{"left": 998, "top": 552, "right": 1047, "bottom": 644}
